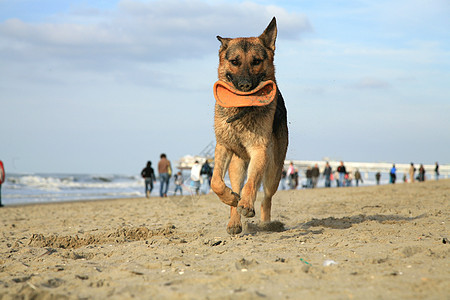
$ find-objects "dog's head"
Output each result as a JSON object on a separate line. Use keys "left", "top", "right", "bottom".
{"left": 217, "top": 17, "right": 277, "bottom": 92}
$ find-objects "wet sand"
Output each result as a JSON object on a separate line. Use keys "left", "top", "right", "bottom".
{"left": 1, "top": 179, "right": 449, "bottom": 299}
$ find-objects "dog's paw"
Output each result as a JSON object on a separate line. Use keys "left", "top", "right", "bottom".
{"left": 227, "top": 223, "right": 242, "bottom": 235}
{"left": 237, "top": 205, "right": 255, "bottom": 218}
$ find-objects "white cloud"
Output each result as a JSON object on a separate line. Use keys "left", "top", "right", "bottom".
{"left": 0, "top": 0, "right": 311, "bottom": 65}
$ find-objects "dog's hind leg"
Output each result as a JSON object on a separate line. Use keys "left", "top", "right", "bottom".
{"left": 261, "top": 164, "right": 282, "bottom": 222}
{"left": 261, "top": 138, "right": 286, "bottom": 222}
{"left": 227, "top": 156, "right": 248, "bottom": 234}
{"left": 211, "top": 144, "right": 240, "bottom": 207}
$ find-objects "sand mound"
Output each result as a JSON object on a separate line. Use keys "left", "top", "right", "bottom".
{"left": 28, "top": 225, "right": 176, "bottom": 249}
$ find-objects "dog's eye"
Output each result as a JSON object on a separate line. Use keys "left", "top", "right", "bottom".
{"left": 252, "top": 59, "right": 262, "bottom": 66}
{"left": 230, "top": 59, "right": 239, "bottom": 66}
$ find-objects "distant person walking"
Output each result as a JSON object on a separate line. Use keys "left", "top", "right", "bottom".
{"left": 390, "top": 164, "right": 397, "bottom": 184}
{"left": 311, "top": 164, "right": 320, "bottom": 188}
{"left": 354, "top": 169, "right": 363, "bottom": 187}
{"left": 305, "top": 166, "right": 313, "bottom": 188}
{"left": 287, "top": 162, "right": 295, "bottom": 189}
{"left": 337, "top": 161, "right": 346, "bottom": 187}
{"left": 418, "top": 164, "right": 426, "bottom": 182}
{"left": 375, "top": 172, "right": 381, "bottom": 185}
{"left": 435, "top": 162, "right": 439, "bottom": 180}
{"left": 0, "top": 160, "right": 5, "bottom": 207}
{"left": 293, "top": 168, "right": 299, "bottom": 189}
{"left": 323, "top": 162, "right": 332, "bottom": 188}
{"left": 141, "top": 161, "right": 156, "bottom": 198}
{"left": 200, "top": 160, "right": 213, "bottom": 194}
{"left": 409, "top": 163, "right": 416, "bottom": 183}
{"left": 174, "top": 171, "right": 184, "bottom": 195}
{"left": 158, "top": 153, "right": 171, "bottom": 197}
{"left": 190, "top": 160, "right": 202, "bottom": 195}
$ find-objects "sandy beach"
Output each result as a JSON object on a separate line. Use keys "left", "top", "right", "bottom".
{"left": 1, "top": 179, "right": 449, "bottom": 299}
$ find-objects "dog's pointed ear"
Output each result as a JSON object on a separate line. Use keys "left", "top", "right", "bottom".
{"left": 259, "top": 17, "right": 277, "bottom": 51}
{"left": 217, "top": 36, "right": 231, "bottom": 51}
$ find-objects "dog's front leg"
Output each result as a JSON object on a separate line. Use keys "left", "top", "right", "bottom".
{"left": 211, "top": 143, "right": 240, "bottom": 207}
{"left": 237, "top": 147, "right": 268, "bottom": 217}
{"left": 226, "top": 156, "right": 248, "bottom": 235}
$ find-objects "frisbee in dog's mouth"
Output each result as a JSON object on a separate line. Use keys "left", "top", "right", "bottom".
{"left": 213, "top": 80, "right": 277, "bottom": 108}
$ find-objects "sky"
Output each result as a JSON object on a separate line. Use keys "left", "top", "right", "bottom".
{"left": 0, "top": 0, "right": 449, "bottom": 174}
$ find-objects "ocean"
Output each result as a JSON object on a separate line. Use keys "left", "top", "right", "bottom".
{"left": 1, "top": 173, "right": 147, "bottom": 206}
{"left": 1, "top": 170, "right": 403, "bottom": 206}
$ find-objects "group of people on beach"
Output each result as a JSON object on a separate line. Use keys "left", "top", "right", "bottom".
{"left": 281, "top": 161, "right": 364, "bottom": 189}
{"left": 281, "top": 161, "right": 441, "bottom": 190}
{"left": 140, "top": 154, "right": 213, "bottom": 198}
{"left": 141, "top": 153, "right": 174, "bottom": 198}
{"left": 390, "top": 162, "right": 439, "bottom": 184}
{"left": 407, "top": 162, "right": 439, "bottom": 183}
{"left": 141, "top": 157, "right": 441, "bottom": 197}
{"left": 188, "top": 160, "right": 213, "bottom": 196}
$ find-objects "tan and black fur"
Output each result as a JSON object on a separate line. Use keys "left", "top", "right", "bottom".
{"left": 211, "top": 17, "right": 288, "bottom": 234}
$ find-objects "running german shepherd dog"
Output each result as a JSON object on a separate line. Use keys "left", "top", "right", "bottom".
{"left": 211, "top": 17, "right": 288, "bottom": 234}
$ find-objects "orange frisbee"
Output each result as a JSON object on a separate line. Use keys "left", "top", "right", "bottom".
{"left": 213, "top": 80, "right": 277, "bottom": 108}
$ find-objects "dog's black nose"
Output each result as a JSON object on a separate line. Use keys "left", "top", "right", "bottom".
{"left": 238, "top": 80, "right": 252, "bottom": 92}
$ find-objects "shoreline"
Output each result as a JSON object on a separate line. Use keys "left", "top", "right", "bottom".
{"left": 2, "top": 177, "right": 439, "bottom": 207}
{"left": 1, "top": 179, "right": 449, "bottom": 299}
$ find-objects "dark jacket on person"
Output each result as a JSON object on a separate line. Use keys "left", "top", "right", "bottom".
{"left": 200, "top": 162, "right": 213, "bottom": 177}
{"left": 311, "top": 167, "right": 320, "bottom": 178}
{"left": 337, "top": 165, "right": 346, "bottom": 174}
{"left": 323, "top": 166, "right": 332, "bottom": 177}
{"left": 141, "top": 166, "right": 155, "bottom": 181}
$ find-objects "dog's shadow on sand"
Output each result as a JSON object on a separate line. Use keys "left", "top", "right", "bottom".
{"left": 242, "top": 213, "right": 426, "bottom": 235}
{"left": 243, "top": 220, "right": 286, "bottom": 235}
{"left": 299, "top": 213, "right": 427, "bottom": 230}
